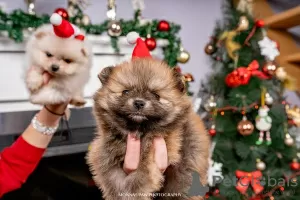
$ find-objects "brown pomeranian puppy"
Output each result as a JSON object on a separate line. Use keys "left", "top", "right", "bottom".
{"left": 87, "top": 58, "right": 210, "bottom": 200}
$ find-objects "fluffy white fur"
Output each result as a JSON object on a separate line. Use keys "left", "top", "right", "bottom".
{"left": 25, "top": 24, "right": 92, "bottom": 106}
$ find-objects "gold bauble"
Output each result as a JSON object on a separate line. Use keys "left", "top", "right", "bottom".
{"left": 236, "top": 16, "right": 249, "bottom": 31}
{"left": 275, "top": 67, "right": 287, "bottom": 80}
{"left": 204, "top": 43, "right": 215, "bottom": 55}
{"left": 237, "top": 116, "right": 254, "bottom": 136}
{"left": 263, "top": 62, "right": 277, "bottom": 76}
{"left": 256, "top": 159, "right": 266, "bottom": 171}
{"left": 107, "top": 20, "right": 122, "bottom": 37}
{"left": 177, "top": 50, "right": 190, "bottom": 63}
{"left": 285, "top": 134, "right": 294, "bottom": 146}
{"left": 75, "top": 18, "right": 81, "bottom": 24}
{"left": 67, "top": 5, "right": 76, "bottom": 18}
{"left": 81, "top": 14, "right": 91, "bottom": 26}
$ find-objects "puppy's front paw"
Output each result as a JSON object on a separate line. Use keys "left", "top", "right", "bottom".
{"left": 70, "top": 97, "right": 86, "bottom": 107}
{"left": 27, "top": 75, "right": 43, "bottom": 93}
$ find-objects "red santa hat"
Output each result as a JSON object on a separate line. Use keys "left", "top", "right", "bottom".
{"left": 126, "top": 32, "right": 151, "bottom": 59}
{"left": 50, "top": 13, "right": 85, "bottom": 41}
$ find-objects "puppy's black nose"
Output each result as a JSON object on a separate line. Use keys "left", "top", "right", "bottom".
{"left": 51, "top": 64, "right": 59, "bottom": 72}
{"left": 134, "top": 100, "right": 145, "bottom": 110}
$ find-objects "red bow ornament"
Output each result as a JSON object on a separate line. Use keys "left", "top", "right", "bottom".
{"left": 235, "top": 170, "right": 264, "bottom": 195}
{"left": 226, "top": 60, "right": 269, "bottom": 87}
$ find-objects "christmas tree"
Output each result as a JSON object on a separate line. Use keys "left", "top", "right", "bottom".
{"left": 197, "top": 0, "right": 300, "bottom": 199}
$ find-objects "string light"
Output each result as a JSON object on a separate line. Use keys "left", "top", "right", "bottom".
{"left": 211, "top": 100, "right": 292, "bottom": 113}
{"left": 215, "top": 102, "right": 258, "bottom": 112}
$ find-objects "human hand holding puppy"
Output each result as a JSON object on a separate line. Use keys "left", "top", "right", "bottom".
{"left": 123, "top": 134, "right": 168, "bottom": 174}
{"left": 23, "top": 70, "right": 68, "bottom": 148}
{"left": 87, "top": 32, "right": 210, "bottom": 200}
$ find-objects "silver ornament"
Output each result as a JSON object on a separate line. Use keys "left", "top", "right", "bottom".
{"left": 285, "top": 134, "right": 294, "bottom": 146}
{"left": 25, "top": 0, "right": 36, "bottom": 15}
{"left": 256, "top": 159, "right": 266, "bottom": 171}
{"left": 204, "top": 96, "right": 217, "bottom": 112}
{"left": 108, "top": 20, "right": 122, "bottom": 37}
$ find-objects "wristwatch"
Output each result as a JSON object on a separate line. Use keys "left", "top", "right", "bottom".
{"left": 31, "top": 114, "right": 59, "bottom": 135}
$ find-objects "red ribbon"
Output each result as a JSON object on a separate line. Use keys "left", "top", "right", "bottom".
{"left": 225, "top": 60, "right": 269, "bottom": 87}
{"left": 236, "top": 170, "right": 264, "bottom": 195}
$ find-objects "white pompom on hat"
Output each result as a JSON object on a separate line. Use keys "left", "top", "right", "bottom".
{"left": 126, "top": 31, "right": 151, "bottom": 59}
{"left": 50, "top": 12, "right": 85, "bottom": 41}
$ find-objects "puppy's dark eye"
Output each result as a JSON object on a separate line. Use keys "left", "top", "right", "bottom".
{"left": 64, "top": 59, "right": 72, "bottom": 64}
{"left": 45, "top": 52, "right": 53, "bottom": 57}
{"left": 122, "top": 90, "right": 130, "bottom": 95}
{"left": 152, "top": 92, "right": 160, "bottom": 100}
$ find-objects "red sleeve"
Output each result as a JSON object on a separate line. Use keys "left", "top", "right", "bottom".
{"left": 0, "top": 136, "right": 45, "bottom": 197}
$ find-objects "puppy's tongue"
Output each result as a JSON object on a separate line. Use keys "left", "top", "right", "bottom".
{"left": 43, "top": 71, "right": 53, "bottom": 85}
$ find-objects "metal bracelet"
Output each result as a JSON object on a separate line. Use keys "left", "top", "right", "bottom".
{"left": 31, "top": 114, "right": 59, "bottom": 135}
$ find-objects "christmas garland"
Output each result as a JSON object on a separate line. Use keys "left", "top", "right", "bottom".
{"left": 0, "top": 8, "right": 181, "bottom": 66}
{"left": 0, "top": 7, "right": 193, "bottom": 95}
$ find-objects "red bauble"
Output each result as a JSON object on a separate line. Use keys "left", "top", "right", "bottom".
{"left": 290, "top": 161, "right": 300, "bottom": 171}
{"left": 209, "top": 128, "right": 216, "bottom": 136}
{"left": 255, "top": 19, "right": 265, "bottom": 28}
{"left": 54, "top": 8, "right": 69, "bottom": 20}
{"left": 262, "top": 62, "right": 277, "bottom": 76}
{"left": 145, "top": 37, "right": 156, "bottom": 51}
{"left": 157, "top": 20, "right": 170, "bottom": 32}
{"left": 204, "top": 192, "right": 211, "bottom": 199}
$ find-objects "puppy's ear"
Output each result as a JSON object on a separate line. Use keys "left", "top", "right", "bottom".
{"left": 98, "top": 66, "right": 114, "bottom": 85}
{"left": 172, "top": 69, "right": 186, "bottom": 93}
{"left": 35, "top": 31, "right": 46, "bottom": 39}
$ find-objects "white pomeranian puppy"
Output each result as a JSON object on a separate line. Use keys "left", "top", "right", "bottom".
{"left": 25, "top": 13, "right": 92, "bottom": 107}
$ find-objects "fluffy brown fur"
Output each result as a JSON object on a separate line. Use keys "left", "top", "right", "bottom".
{"left": 87, "top": 58, "right": 210, "bottom": 200}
